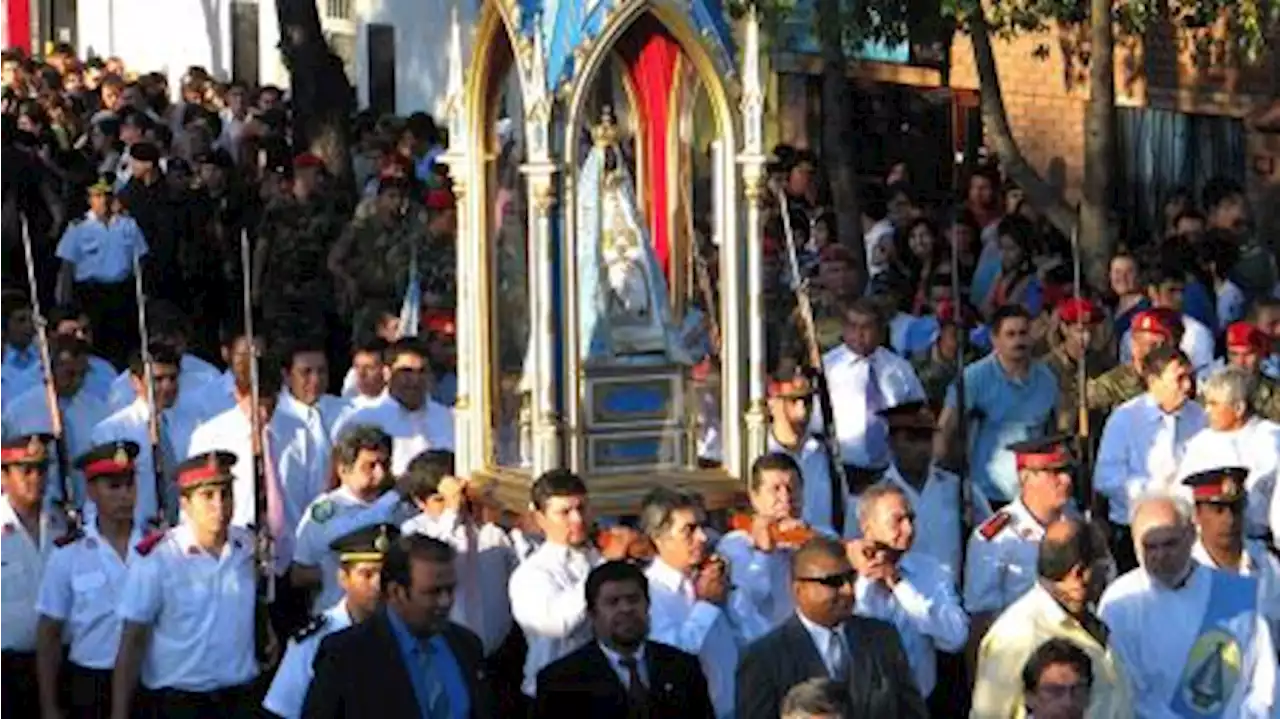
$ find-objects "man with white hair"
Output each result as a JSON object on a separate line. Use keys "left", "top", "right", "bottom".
{"left": 1098, "top": 492, "right": 1277, "bottom": 718}
{"left": 1179, "top": 365, "right": 1280, "bottom": 539}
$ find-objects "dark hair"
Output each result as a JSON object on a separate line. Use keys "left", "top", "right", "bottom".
{"left": 1200, "top": 176, "right": 1244, "bottom": 213}
{"left": 530, "top": 468, "right": 588, "bottom": 512}
{"left": 639, "top": 487, "right": 701, "bottom": 539}
{"left": 384, "top": 338, "right": 429, "bottom": 366}
{"left": 332, "top": 425, "right": 392, "bottom": 470}
{"left": 749, "top": 452, "right": 802, "bottom": 494}
{"left": 128, "top": 342, "right": 182, "bottom": 377}
{"left": 780, "top": 677, "right": 849, "bottom": 719}
{"left": 381, "top": 534, "right": 455, "bottom": 595}
{"left": 1249, "top": 296, "right": 1280, "bottom": 323}
{"left": 47, "top": 303, "right": 87, "bottom": 328}
{"left": 396, "top": 450, "right": 456, "bottom": 501}
{"left": 860, "top": 183, "right": 888, "bottom": 222}
{"left": 1021, "top": 638, "right": 1093, "bottom": 693}
{"left": 280, "top": 337, "right": 328, "bottom": 371}
{"left": 1140, "top": 345, "right": 1190, "bottom": 380}
{"left": 1171, "top": 208, "right": 1206, "bottom": 230}
{"left": 790, "top": 536, "right": 846, "bottom": 577}
{"left": 352, "top": 336, "right": 389, "bottom": 358}
{"left": 585, "top": 561, "right": 649, "bottom": 613}
{"left": 997, "top": 214, "right": 1037, "bottom": 252}
{"left": 991, "top": 304, "right": 1032, "bottom": 334}
{"left": 1037, "top": 519, "right": 1099, "bottom": 581}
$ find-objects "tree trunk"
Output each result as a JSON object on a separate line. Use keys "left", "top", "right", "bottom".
{"left": 967, "top": 8, "right": 1076, "bottom": 237}
{"left": 1078, "top": 0, "right": 1117, "bottom": 291}
{"left": 276, "top": 0, "right": 355, "bottom": 201}
{"left": 817, "top": 0, "right": 867, "bottom": 294}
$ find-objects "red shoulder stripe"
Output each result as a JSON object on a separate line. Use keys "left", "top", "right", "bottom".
{"left": 977, "top": 511, "right": 1010, "bottom": 541}
{"left": 135, "top": 529, "right": 166, "bottom": 556}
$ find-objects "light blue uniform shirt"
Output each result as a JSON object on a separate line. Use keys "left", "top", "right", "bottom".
{"left": 55, "top": 212, "right": 148, "bottom": 283}
{"left": 946, "top": 353, "right": 1059, "bottom": 501}
{"left": 385, "top": 608, "right": 470, "bottom": 719}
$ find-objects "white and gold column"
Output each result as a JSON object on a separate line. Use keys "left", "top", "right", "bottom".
{"left": 440, "top": 6, "right": 482, "bottom": 475}
{"left": 738, "top": 5, "right": 768, "bottom": 463}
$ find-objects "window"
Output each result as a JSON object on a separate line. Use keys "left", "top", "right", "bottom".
{"left": 322, "top": 0, "right": 353, "bottom": 21}
{"left": 367, "top": 24, "right": 395, "bottom": 115}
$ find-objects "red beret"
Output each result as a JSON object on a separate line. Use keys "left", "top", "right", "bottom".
{"left": 1057, "top": 297, "right": 1102, "bottom": 325}
{"left": 935, "top": 299, "right": 974, "bottom": 328}
{"left": 1225, "top": 322, "right": 1266, "bottom": 353}
{"left": 768, "top": 374, "right": 815, "bottom": 400}
{"left": 293, "top": 153, "right": 324, "bottom": 170}
{"left": 424, "top": 188, "right": 455, "bottom": 211}
{"left": 422, "top": 309, "right": 456, "bottom": 336}
{"left": 1131, "top": 309, "right": 1173, "bottom": 339}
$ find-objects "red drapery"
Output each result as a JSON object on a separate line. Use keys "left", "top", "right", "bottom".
{"left": 618, "top": 16, "right": 681, "bottom": 277}
{"left": 5, "top": 0, "right": 31, "bottom": 53}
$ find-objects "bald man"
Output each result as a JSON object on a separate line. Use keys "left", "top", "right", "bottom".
{"left": 1098, "top": 494, "right": 1277, "bottom": 718}
{"left": 970, "top": 518, "right": 1132, "bottom": 719}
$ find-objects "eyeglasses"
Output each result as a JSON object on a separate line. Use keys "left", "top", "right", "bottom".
{"left": 795, "top": 570, "right": 856, "bottom": 588}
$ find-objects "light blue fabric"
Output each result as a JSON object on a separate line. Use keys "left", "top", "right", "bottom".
{"left": 946, "top": 354, "right": 1059, "bottom": 501}
{"left": 385, "top": 609, "right": 470, "bottom": 719}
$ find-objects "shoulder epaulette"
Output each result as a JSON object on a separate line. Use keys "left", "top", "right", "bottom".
{"left": 53, "top": 527, "right": 83, "bottom": 548}
{"left": 135, "top": 528, "right": 166, "bottom": 556}
{"left": 292, "top": 614, "right": 329, "bottom": 642}
{"left": 977, "top": 511, "right": 1011, "bottom": 541}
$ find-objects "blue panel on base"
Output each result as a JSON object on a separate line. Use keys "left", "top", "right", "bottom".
{"left": 589, "top": 376, "right": 677, "bottom": 427}
{"left": 590, "top": 433, "right": 680, "bottom": 471}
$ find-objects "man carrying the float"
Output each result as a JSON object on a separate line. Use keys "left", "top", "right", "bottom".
{"left": 1099, "top": 489, "right": 1277, "bottom": 718}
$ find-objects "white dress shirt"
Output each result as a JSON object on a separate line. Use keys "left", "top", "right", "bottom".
{"left": 108, "top": 354, "right": 220, "bottom": 418}
{"left": 644, "top": 558, "right": 739, "bottom": 719}
{"left": 293, "top": 487, "right": 401, "bottom": 613}
{"left": 0, "top": 497, "right": 65, "bottom": 651}
{"left": 82, "top": 355, "right": 118, "bottom": 401}
{"left": 815, "top": 344, "right": 926, "bottom": 467}
{"left": 187, "top": 405, "right": 325, "bottom": 568}
{"left": 1095, "top": 395, "right": 1208, "bottom": 525}
{"left": 187, "top": 371, "right": 237, "bottom": 421}
{"left": 1179, "top": 418, "right": 1280, "bottom": 538}
{"left": 1120, "top": 314, "right": 1216, "bottom": 375}
{"left": 409, "top": 510, "right": 517, "bottom": 656}
{"left": 853, "top": 550, "right": 970, "bottom": 697}
{"left": 765, "top": 433, "right": 850, "bottom": 538}
{"left": 508, "top": 541, "right": 601, "bottom": 696}
{"left": 91, "top": 399, "right": 199, "bottom": 526}
{"left": 881, "top": 464, "right": 994, "bottom": 581}
{"left": 262, "top": 600, "right": 353, "bottom": 718}
{"left": 1099, "top": 564, "right": 1277, "bottom": 719}
{"left": 3, "top": 384, "right": 110, "bottom": 509}
{"left": 277, "top": 390, "right": 347, "bottom": 455}
{"left": 963, "top": 498, "right": 1050, "bottom": 614}
{"left": 717, "top": 530, "right": 793, "bottom": 642}
{"left": 117, "top": 523, "right": 259, "bottom": 691}
{"left": 330, "top": 394, "right": 454, "bottom": 475}
{"left": 35, "top": 522, "right": 144, "bottom": 669}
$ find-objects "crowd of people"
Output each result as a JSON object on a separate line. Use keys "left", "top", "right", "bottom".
{"left": 2, "top": 42, "right": 1280, "bottom": 719}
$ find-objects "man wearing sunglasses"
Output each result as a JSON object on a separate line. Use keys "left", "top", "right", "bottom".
{"left": 736, "top": 536, "right": 927, "bottom": 719}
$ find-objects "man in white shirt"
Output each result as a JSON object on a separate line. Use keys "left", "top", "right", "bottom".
{"left": 339, "top": 337, "right": 389, "bottom": 407}
{"left": 2, "top": 299, "right": 43, "bottom": 413}
{"left": 1096, "top": 345, "right": 1207, "bottom": 572}
{"left": 640, "top": 487, "right": 739, "bottom": 719}
{"left": 331, "top": 339, "right": 453, "bottom": 475}
{"left": 48, "top": 304, "right": 118, "bottom": 402}
{"left": 277, "top": 339, "right": 349, "bottom": 478}
{"left": 1181, "top": 365, "right": 1280, "bottom": 538}
{"left": 186, "top": 324, "right": 256, "bottom": 421}
{"left": 816, "top": 298, "right": 925, "bottom": 493}
{"left": 508, "top": 469, "right": 635, "bottom": 703}
{"left": 851, "top": 483, "right": 968, "bottom": 701}
{"left": 91, "top": 343, "right": 198, "bottom": 527}
{"left": 3, "top": 336, "right": 110, "bottom": 512}
{"left": 1099, "top": 492, "right": 1277, "bottom": 718}
{"left": 764, "top": 372, "right": 843, "bottom": 536}
{"left": 1119, "top": 266, "right": 1215, "bottom": 375}
{"left": 106, "top": 303, "right": 218, "bottom": 416}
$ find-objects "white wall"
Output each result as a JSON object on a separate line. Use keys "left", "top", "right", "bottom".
{"left": 76, "top": 0, "right": 475, "bottom": 116}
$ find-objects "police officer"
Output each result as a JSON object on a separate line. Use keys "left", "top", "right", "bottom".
{"left": 35, "top": 440, "right": 142, "bottom": 719}
{"left": 263, "top": 522, "right": 400, "bottom": 718}
{"left": 0, "top": 433, "right": 63, "bottom": 716}
{"left": 110, "top": 450, "right": 260, "bottom": 719}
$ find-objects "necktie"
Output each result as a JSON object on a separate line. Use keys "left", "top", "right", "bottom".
{"left": 864, "top": 359, "right": 889, "bottom": 463}
{"left": 260, "top": 429, "right": 291, "bottom": 573}
{"left": 157, "top": 414, "right": 181, "bottom": 524}
{"left": 620, "top": 655, "right": 650, "bottom": 719}
{"left": 416, "top": 642, "right": 451, "bottom": 718}
{"left": 1153, "top": 412, "right": 1178, "bottom": 484}
{"left": 826, "top": 629, "right": 848, "bottom": 680}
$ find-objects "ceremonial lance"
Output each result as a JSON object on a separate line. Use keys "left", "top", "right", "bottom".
{"left": 776, "top": 188, "right": 851, "bottom": 536}
{"left": 131, "top": 246, "right": 166, "bottom": 526}
{"left": 20, "top": 219, "right": 78, "bottom": 530}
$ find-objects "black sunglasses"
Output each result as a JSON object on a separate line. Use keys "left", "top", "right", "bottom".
{"left": 796, "top": 570, "right": 856, "bottom": 589}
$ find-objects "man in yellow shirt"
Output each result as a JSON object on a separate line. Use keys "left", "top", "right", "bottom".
{"left": 970, "top": 518, "right": 1133, "bottom": 719}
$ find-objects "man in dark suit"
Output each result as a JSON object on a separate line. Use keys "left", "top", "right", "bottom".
{"left": 736, "top": 536, "right": 928, "bottom": 719}
{"left": 302, "top": 534, "right": 496, "bottom": 718}
{"left": 534, "top": 561, "right": 715, "bottom": 719}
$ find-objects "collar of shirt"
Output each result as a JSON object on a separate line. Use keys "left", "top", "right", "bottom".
{"left": 1193, "top": 539, "right": 1256, "bottom": 575}
{"left": 598, "top": 640, "right": 647, "bottom": 676}
{"left": 278, "top": 389, "right": 318, "bottom": 422}
{"left": 795, "top": 610, "right": 845, "bottom": 658}
{"left": 3, "top": 343, "right": 36, "bottom": 367}
{"left": 385, "top": 605, "right": 440, "bottom": 659}
{"left": 647, "top": 557, "right": 694, "bottom": 598}
{"left": 175, "top": 523, "right": 248, "bottom": 559}
{"left": 766, "top": 430, "right": 823, "bottom": 458}
{"left": 536, "top": 540, "right": 598, "bottom": 571}
{"left": 1006, "top": 499, "right": 1051, "bottom": 539}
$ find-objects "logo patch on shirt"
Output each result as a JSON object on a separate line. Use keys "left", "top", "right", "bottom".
{"left": 1178, "top": 628, "right": 1241, "bottom": 715}
{"left": 311, "top": 500, "right": 336, "bottom": 524}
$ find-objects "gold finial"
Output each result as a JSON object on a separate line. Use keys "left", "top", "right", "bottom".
{"left": 591, "top": 106, "right": 620, "bottom": 149}
{"left": 114, "top": 444, "right": 129, "bottom": 466}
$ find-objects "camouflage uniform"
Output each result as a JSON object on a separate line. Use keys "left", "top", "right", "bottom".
{"left": 1042, "top": 347, "right": 1113, "bottom": 435}
{"left": 257, "top": 193, "right": 344, "bottom": 336}
{"left": 1085, "top": 363, "right": 1145, "bottom": 414}
{"left": 913, "top": 346, "right": 981, "bottom": 411}
{"left": 341, "top": 212, "right": 439, "bottom": 319}
{"left": 805, "top": 291, "right": 848, "bottom": 354}
{"left": 1252, "top": 375, "right": 1280, "bottom": 422}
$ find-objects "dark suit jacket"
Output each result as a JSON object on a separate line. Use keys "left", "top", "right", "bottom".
{"left": 736, "top": 614, "right": 928, "bottom": 719}
{"left": 534, "top": 639, "right": 715, "bottom": 719}
{"left": 302, "top": 609, "right": 496, "bottom": 719}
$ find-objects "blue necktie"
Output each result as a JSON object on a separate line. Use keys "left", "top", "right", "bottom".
{"left": 413, "top": 642, "right": 451, "bottom": 718}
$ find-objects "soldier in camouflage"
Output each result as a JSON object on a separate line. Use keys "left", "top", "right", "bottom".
{"left": 253, "top": 153, "right": 345, "bottom": 337}
{"left": 1087, "top": 308, "right": 1177, "bottom": 415}
{"left": 806, "top": 244, "right": 863, "bottom": 353}
{"left": 1220, "top": 321, "right": 1280, "bottom": 422}
{"left": 912, "top": 298, "right": 980, "bottom": 410}
{"left": 1041, "top": 297, "right": 1112, "bottom": 436}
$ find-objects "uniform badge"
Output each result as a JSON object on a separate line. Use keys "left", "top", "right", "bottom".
{"left": 114, "top": 445, "right": 129, "bottom": 466}
{"left": 311, "top": 500, "right": 336, "bottom": 524}
{"left": 374, "top": 526, "right": 390, "bottom": 553}
{"left": 26, "top": 436, "right": 45, "bottom": 463}
{"left": 1220, "top": 479, "right": 1241, "bottom": 501}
